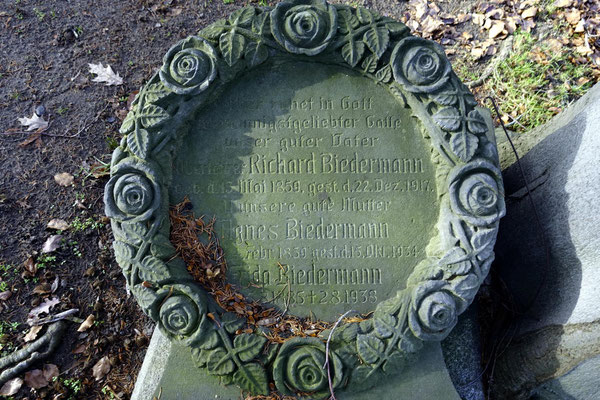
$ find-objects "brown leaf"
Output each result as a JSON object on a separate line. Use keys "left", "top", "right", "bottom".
{"left": 77, "top": 314, "right": 95, "bottom": 332}
{"left": 574, "top": 19, "right": 585, "bottom": 33}
{"left": 54, "top": 172, "right": 74, "bottom": 187}
{"left": 554, "top": 0, "right": 572, "bottom": 8}
{"left": 72, "top": 343, "right": 86, "bottom": 354}
{"left": 0, "top": 290, "right": 11, "bottom": 301}
{"left": 43, "top": 364, "right": 59, "bottom": 382}
{"left": 92, "top": 356, "right": 111, "bottom": 381}
{"left": 489, "top": 21, "right": 506, "bottom": 38}
{"left": 0, "top": 377, "right": 23, "bottom": 396}
{"left": 47, "top": 218, "right": 69, "bottom": 231}
{"left": 24, "top": 256, "right": 37, "bottom": 275}
{"left": 33, "top": 283, "right": 51, "bottom": 295}
{"left": 28, "top": 296, "right": 60, "bottom": 322}
{"left": 565, "top": 9, "right": 581, "bottom": 25}
{"left": 24, "top": 325, "right": 43, "bottom": 342}
{"left": 42, "top": 235, "right": 63, "bottom": 253}
{"left": 521, "top": 7, "right": 538, "bottom": 19}
{"left": 24, "top": 369, "right": 49, "bottom": 389}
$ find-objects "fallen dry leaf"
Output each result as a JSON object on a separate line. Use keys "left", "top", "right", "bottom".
{"left": 489, "top": 21, "right": 506, "bottom": 38}
{"left": 24, "top": 369, "right": 48, "bottom": 389}
{"left": 88, "top": 63, "right": 123, "bottom": 86}
{"left": 42, "top": 234, "right": 63, "bottom": 253}
{"left": 18, "top": 113, "right": 48, "bottom": 132}
{"left": 472, "top": 13, "right": 485, "bottom": 26}
{"left": 565, "top": 9, "right": 581, "bottom": 25}
{"left": 47, "top": 218, "right": 69, "bottom": 231}
{"left": 54, "top": 172, "right": 74, "bottom": 186}
{"left": 92, "top": 356, "right": 111, "bottom": 380}
{"left": 522, "top": 7, "right": 538, "bottom": 19}
{"left": 28, "top": 296, "right": 60, "bottom": 323}
{"left": 0, "top": 377, "right": 23, "bottom": 396}
{"left": 574, "top": 19, "right": 585, "bottom": 33}
{"left": 24, "top": 256, "right": 36, "bottom": 275}
{"left": 0, "top": 290, "right": 11, "bottom": 301}
{"left": 77, "top": 314, "right": 95, "bottom": 332}
{"left": 554, "top": 0, "right": 572, "bottom": 8}
{"left": 43, "top": 364, "right": 59, "bottom": 382}
{"left": 24, "top": 325, "right": 43, "bottom": 342}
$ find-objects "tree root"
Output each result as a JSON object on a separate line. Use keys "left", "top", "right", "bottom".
{"left": 0, "top": 321, "right": 66, "bottom": 386}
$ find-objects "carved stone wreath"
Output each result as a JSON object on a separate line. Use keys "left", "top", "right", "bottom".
{"left": 104, "top": 1, "right": 505, "bottom": 398}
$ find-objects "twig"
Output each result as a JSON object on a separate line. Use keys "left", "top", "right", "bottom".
{"left": 466, "top": 36, "right": 514, "bottom": 89}
{"left": 323, "top": 310, "right": 357, "bottom": 400}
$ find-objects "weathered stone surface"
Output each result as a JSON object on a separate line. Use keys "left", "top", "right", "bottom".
{"left": 491, "top": 81, "right": 600, "bottom": 398}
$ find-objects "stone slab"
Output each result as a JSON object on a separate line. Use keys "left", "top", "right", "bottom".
{"left": 133, "top": 327, "right": 461, "bottom": 400}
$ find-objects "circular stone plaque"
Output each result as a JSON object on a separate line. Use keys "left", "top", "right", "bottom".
{"left": 105, "top": 1, "right": 505, "bottom": 398}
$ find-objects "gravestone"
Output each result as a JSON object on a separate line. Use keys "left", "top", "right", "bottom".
{"left": 104, "top": 1, "right": 505, "bottom": 398}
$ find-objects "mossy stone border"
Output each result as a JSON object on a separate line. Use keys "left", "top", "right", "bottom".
{"left": 104, "top": 1, "right": 505, "bottom": 397}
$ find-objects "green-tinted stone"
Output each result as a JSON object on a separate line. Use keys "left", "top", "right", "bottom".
{"left": 171, "top": 61, "right": 438, "bottom": 320}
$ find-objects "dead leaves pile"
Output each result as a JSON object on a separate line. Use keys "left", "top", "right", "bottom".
{"left": 399, "top": 0, "right": 600, "bottom": 66}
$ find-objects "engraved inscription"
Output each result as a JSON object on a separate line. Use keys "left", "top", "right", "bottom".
{"left": 170, "top": 63, "right": 438, "bottom": 318}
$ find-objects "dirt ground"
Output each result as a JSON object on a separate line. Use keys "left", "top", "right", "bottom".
{"left": 0, "top": 0, "right": 598, "bottom": 399}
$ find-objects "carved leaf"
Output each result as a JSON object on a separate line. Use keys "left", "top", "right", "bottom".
{"left": 357, "top": 334, "right": 385, "bottom": 364}
{"left": 467, "top": 109, "right": 488, "bottom": 134}
{"left": 127, "top": 128, "right": 151, "bottom": 158}
{"left": 139, "top": 104, "right": 169, "bottom": 129}
{"left": 341, "top": 323, "right": 358, "bottom": 342}
{"left": 245, "top": 42, "right": 269, "bottom": 68}
{"left": 389, "top": 84, "right": 407, "bottom": 108}
{"left": 220, "top": 30, "right": 246, "bottom": 67}
{"left": 113, "top": 240, "right": 135, "bottom": 267}
{"left": 150, "top": 234, "right": 176, "bottom": 259}
{"left": 251, "top": 12, "right": 269, "bottom": 34}
{"left": 233, "top": 362, "right": 269, "bottom": 395}
{"left": 222, "top": 312, "right": 245, "bottom": 334}
{"left": 217, "top": 58, "right": 246, "bottom": 83}
{"left": 472, "top": 228, "right": 496, "bottom": 260}
{"left": 119, "top": 112, "right": 135, "bottom": 134}
{"left": 373, "top": 314, "right": 397, "bottom": 338}
{"left": 385, "top": 21, "right": 408, "bottom": 35}
{"left": 207, "top": 348, "right": 235, "bottom": 375}
{"left": 397, "top": 332, "right": 422, "bottom": 353}
{"left": 432, "top": 91, "right": 458, "bottom": 106}
{"left": 363, "top": 25, "right": 389, "bottom": 59}
{"left": 229, "top": 6, "right": 255, "bottom": 28}
{"left": 375, "top": 64, "right": 392, "bottom": 83}
{"left": 199, "top": 19, "right": 227, "bottom": 40}
{"left": 338, "top": 9, "right": 360, "bottom": 34}
{"left": 120, "top": 222, "right": 149, "bottom": 243}
{"left": 233, "top": 334, "right": 267, "bottom": 362}
{"left": 352, "top": 365, "right": 373, "bottom": 383}
{"left": 221, "top": 374, "right": 233, "bottom": 385}
{"left": 139, "top": 255, "right": 171, "bottom": 283}
{"left": 450, "top": 131, "right": 479, "bottom": 162}
{"left": 342, "top": 40, "right": 365, "bottom": 68}
{"left": 143, "top": 83, "right": 171, "bottom": 104}
{"left": 191, "top": 347, "right": 208, "bottom": 368}
{"left": 199, "top": 330, "right": 221, "bottom": 350}
{"left": 359, "top": 318, "right": 373, "bottom": 333}
{"left": 361, "top": 54, "right": 378, "bottom": 74}
{"left": 356, "top": 7, "right": 374, "bottom": 24}
{"left": 133, "top": 285, "right": 159, "bottom": 310}
{"left": 433, "top": 107, "right": 461, "bottom": 132}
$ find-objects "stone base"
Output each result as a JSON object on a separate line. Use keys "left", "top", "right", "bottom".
{"left": 132, "top": 328, "right": 461, "bottom": 400}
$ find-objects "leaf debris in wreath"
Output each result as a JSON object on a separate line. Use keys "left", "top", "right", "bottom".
{"left": 169, "top": 199, "right": 366, "bottom": 344}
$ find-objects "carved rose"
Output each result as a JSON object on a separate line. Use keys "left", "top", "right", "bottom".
{"left": 157, "top": 284, "right": 209, "bottom": 343}
{"left": 409, "top": 280, "right": 457, "bottom": 341}
{"left": 273, "top": 337, "right": 343, "bottom": 397}
{"left": 449, "top": 160, "right": 506, "bottom": 226}
{"left": 391, "top": 37, "right": 451, "bottom": 93}
{"left": 104, "top": 158, "right": 161, "bottom": 223}
{"left": 160, "top": 295, "right": 199, "bottom": 336}
{"left": 159, "top": 36, "right": 217, "bottom": 95}
{"left": 271, "top": 0, "right": 337, "bottom": 56}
